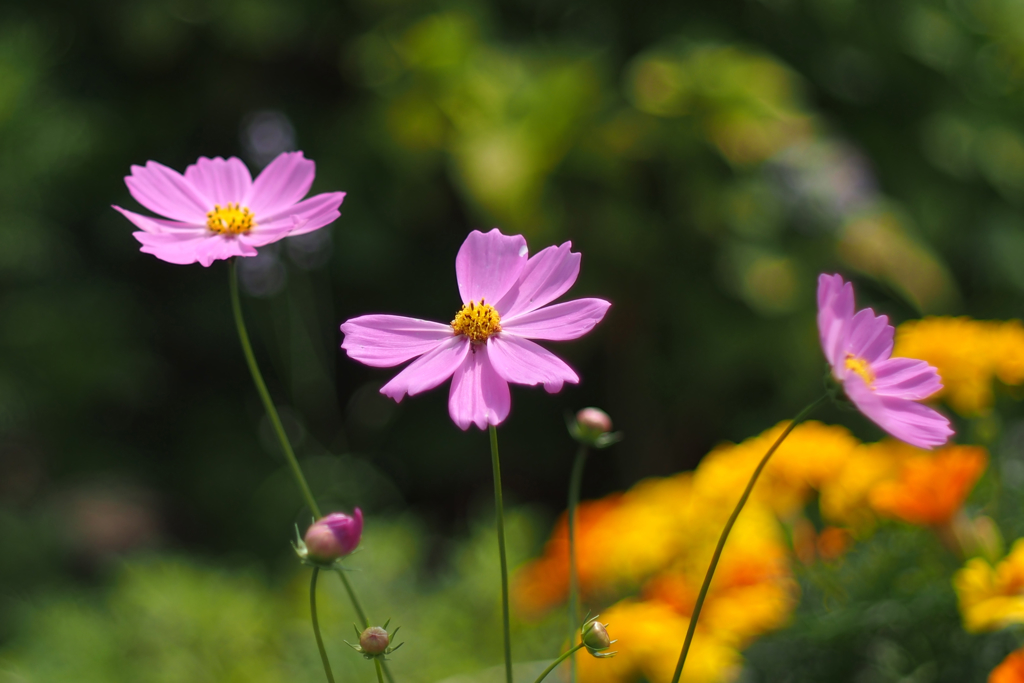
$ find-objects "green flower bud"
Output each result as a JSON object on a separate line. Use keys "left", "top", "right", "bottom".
{"left": 581, "top": 617, "right": 616, "bottom": 658}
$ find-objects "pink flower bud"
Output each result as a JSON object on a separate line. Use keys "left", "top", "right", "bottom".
{"left": 303, "top": 508, "right": 363, "bottom": 562}
{"left": 359, "top": 626, "right": 390, "bottom": 656}
{"left": 577, "top": 407, "right": 612, "bottom": 435}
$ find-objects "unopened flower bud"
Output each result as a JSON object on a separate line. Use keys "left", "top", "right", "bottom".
{"left": 359, "top": 626, "right": 390, "bottom": 656}
{"left": 570, "top": 407, "right": 621, "bottom": 449}
{"left": 582, "top": 620, "right": 611, "bottom": 651}
{"left": 577, "top": 408, "right": 612, "bottom": 435}
{"left": 303, "top": 509, "right": 363, "bottom": 562}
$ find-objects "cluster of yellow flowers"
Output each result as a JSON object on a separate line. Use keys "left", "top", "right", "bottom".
{"left": 512, "top": 315, "right": 1024, "bottom": 683}
{"left": 894, "top": 317, "right": 1024, "bottom": 416}
{"left": 515, "top": 415, "right": 990, "bottom": 683}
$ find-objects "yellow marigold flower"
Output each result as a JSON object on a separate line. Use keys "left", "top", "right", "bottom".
{"left": 693, "top": 421, "right": 860, "bottom": 518}
{"left": 894, "top": 317, "right": 1024, "bottom": 416}
{"left": 954, "top": 538, "right": 1024, "bottom": 633}
{"left": 819, "top": 440, "right": 915, "bottom": 530}
{"left": 575, "top": 600, "right": 741, "bottom": 683}
{"left": 869, "top": 445, "right": 987, "bottom": 526}
{"left": 990, "top": 648, "right": 1024, "bottom": 683}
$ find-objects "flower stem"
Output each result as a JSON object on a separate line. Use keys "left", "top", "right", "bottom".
{"left": 669, "top": 394, "right": 827, "bottom": 683}
{"left": 489, "top": 425, "right": 514, "bottom": 683}
{"left": 567, "top": 444, "right": 588, "bottom": 683}
{"left": 229, "top": 259, "right": 321, "bottom": 519}
{"left": 336, "top": 569, "right": 369, "bottom": 628}
{"left": 230, "top": 261, "right": 394, "bottom": 683}
{"left": 310, "top": 568, "right": 336, "bottom": 683}
{"left": 335, "top": 573, "right": 397, "bottom": 683}
{"left": 533, "top": 643, "right": 586, "bottom": 683}
{"left": 375, "top": 657, "right": 386, "bottom": 683}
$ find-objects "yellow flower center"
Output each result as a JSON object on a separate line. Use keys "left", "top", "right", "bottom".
{"left": 845, "top": 354, "right": 875, "bottom": 386}
{"left": 452, "top": 300, "right": 501, "bottom": 343}
{"left": 206, "top": 203, "right": 255, "bottom": 235}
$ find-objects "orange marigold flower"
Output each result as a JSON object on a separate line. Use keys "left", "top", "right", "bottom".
{"left": 869, "top": 445, "right": 987, "bottom": 526}
{"left": 643, "top": 541, "right": 797, "bottom": 649}
{"left": 990, "top": 649, "right": 1024, "bottom": 683}
{"left": 512, "top": 495, "right": 624, "bottom": 619}
{"left": 513, "top": 474, "right": 694, "bottom": 618}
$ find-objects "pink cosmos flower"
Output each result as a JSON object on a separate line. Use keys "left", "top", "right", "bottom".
{"left": 113, "top": 152, "right": 345, "bottom": 267}
{"left": 341, "top": 229, "right": 611, "bottom": 430}
{"left": 818, "top": 273, "right": 953, "bottom": 448}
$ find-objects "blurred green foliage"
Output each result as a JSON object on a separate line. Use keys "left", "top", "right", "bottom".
{"left": 0, "top": 512, "right": 564, "bottom": 683}
{"left": 4, "top": 0, "right": 1024, "bottom": 679}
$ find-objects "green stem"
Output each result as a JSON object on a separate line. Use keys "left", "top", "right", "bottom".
{"left": 231, "top": 261, "right": 394, "bottom": 683}
{"left": 310, "top": 568, "right": 336, "bottom": 683}
{"left": 336, "top": 570, "right": 396, "bottom": 683}
{"left": 533, "top": 643, "right": 586, "bottom": 683}
{"left": 229, "top": 259, "right": 321, "bottom": 519}
{"left": 489, "top": 425, "right": 513, "bottom": 683}
{"left": 567, "top": 444, "right": 588, "bottom": 683}
{"left": 375, "top": 657, "right": 386, "bottom": 683}
{"left": 336, "top": 569, "right": 369, "bottom": 628}
{"left": 669, "top": 394, "right": 827, "bottom": 683}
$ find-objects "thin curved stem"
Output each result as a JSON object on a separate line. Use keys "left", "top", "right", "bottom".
{"left": 229, "top": 259, "right": 321, "bottom": 519}
{"left": 310, "top": 568, "right": 336, "bottom": 683}
{"left": 335, "top": 570, "right": 396, "bottom": 683}
{"left": 375, "top": 657, "right": 386, "bottom": 683}
{"left": 567, "top": 444, "right": 588, "bottom": 683}
{"left": 489, "top": 425, "right": 513, "bottom": 683}
{"left": 533, "top": 643, "right": 586, "bottom": 683}
{"left": 336, "top": 569, "right": 369, "bottom": 628}
{"left": 231, "top": 261, "right": 394, "bottom": 683}
{"left": 669, "top": 394, "right": 828, "bottom": 683}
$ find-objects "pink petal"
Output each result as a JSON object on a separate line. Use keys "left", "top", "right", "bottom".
{"left": 448, "top": 349, "right": 511, "bottom": 430}
{"left": 455, "top": 229, "right": 528, "bottom": 305}
{"left": 817, "top": 273, "right": 854, "bottom": 368}
{"left": 183, "top": 157, "right": 253, "bottom": 207}
{"left": 256, "top": 191, "right": 346, "bottom": 238}
{"left": 341, "top": 315, "right": 456, "bottom": 368}
{"left": 493, "top": 242, "right": 580, "bottom": 317}
{"left": 125, "top": 161, "right": 211, "bottom": 223}
{"left": 501, "top": 298, "right": 611, "bottom": 341}
{"left": 113, "top": 206, "right": 205, "bottom": 235}
{"left": 486, "top": 335, "right": 578, "bottom": 393}
{"left": 872, "top": 357, "right": 943, "bottom": 400}
{"left": 845, "top": 308, "right": 894, "bottom": 364}
{"left": 380, "top": 336, "right": 470, "bottom": 402}
{"left": 134, "top": 231, "right": 257, "bottom": 267}
{"left": 844, "top": 373, "right": 953, "bottom": 449}
{"left": 246, "top": 151, "right": 315, "bottom": 216}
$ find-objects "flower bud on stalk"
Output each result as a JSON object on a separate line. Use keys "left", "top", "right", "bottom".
{"left": 348, "top": 621, "right": 404, "bottom": 659}
{"left": 581, "top": 617, "right": 616, "bottom": 658}
{"left": 569, "top": 408, "right": 622, "bottom": 449}
{"left": 294, "top": 508, "right": 363, "bottom": 566}
{"left": 359, "top": 626, "right": 390, "bottom": 656}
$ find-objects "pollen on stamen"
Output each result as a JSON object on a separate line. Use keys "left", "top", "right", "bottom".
{"left": 451, "top": 299, "right": 501, "bottom": 343}
{"left": 206, "top": 203, "right": 255, "bottom": 235}
{"left": 845, "top": 354, "right": 875, "bottom": 386}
